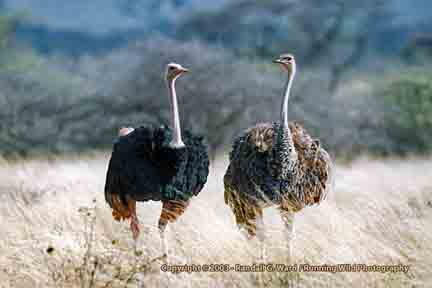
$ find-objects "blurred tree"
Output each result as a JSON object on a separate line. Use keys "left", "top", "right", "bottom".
{"left": 0, "top": 37, "right": 427, "bottom": 158}
{"left": 0, "top": 13, "right": 41, "bottom": 73}
{"left": 382, "top": 72, "right": 432, "bottom": 154}
{"left": 177, "top": 0, "right": 394, "bottom": 92}
{"left": 402, "top": 33, "right": 432, "bottom": 64}
{"left": 0, "top": 15, "right": 14, "bottom": 51}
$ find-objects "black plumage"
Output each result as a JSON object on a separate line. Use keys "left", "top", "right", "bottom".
{"left": 105, "top": 125, "right": 209, "bottom": 205}
{"left": 103, "top": 62, "right": 209, "bottom": 245}
{"left": 104, "top": 125, "right": 209, "bottom": 240}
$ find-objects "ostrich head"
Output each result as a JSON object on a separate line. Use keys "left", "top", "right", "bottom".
{"left": 165, "top": 63, "right": 189, "bottom": 83}
{"left": 273, "top": 54, "right": 296, "bottom": 75}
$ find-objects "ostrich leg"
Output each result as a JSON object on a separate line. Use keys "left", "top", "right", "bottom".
{"left": 256, "top": 210, "right": 266, "bottom": 262}
{"left": 242, "top": 206, "right": 265, "bottom": 262}
{"left": 111, "top": 195, "right": 140, "bottom": 240}
{"left": 158, "top": 200, "right": 189, "bottom": 260}
{"left": 128, "top": 199, "right": 140, "bottom": 240}
{"left": 279, "top": 209, "right": 295, "bottom": 263}
{"left": 158, "top": 218, "right": 169, "bottom": 259}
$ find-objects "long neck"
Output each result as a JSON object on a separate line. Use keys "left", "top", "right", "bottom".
{"left": 167, "top": 77, "right": 185, "bottom": 148}
{"left": 273, "top": 67, "right": 297, "bottom": 178}
{"left": 280, "top": 67, "right": 295, "bottom": 129}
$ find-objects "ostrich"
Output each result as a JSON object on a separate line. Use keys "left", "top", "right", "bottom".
{"left": 104, "top": 63, "right": 210, "bottom": 258}
{"left": 223, "top": 54, "right": 333, "bottom": 262}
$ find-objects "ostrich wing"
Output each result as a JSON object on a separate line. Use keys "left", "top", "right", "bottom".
{"left": 104, "top": 126, "right": 164, "bottom": 207}
{"left": 135, "top": 129, "right": 210, "bottom": 203}
{"left": 183, "top": 131, "right": 210, "bottom": 197}
{"left": 224, "top": 123, "right": 278, "bottom": 206}
{"left": 289, "top": 122, "right": 334, "bottom": 206}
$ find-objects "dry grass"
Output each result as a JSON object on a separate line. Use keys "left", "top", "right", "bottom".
{"left": 0, "top": 153, "right": 431, "bottom": 287}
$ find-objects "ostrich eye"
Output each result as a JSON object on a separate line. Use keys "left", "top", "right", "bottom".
{"left": 286, "top": 56, "right": 293, "bottom": 61}
{"left": 169, "top": 66, "right": 175, "bottom": 71}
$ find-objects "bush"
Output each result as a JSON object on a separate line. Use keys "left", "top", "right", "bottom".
{"left": 1, "top": 37, "right": 430, "bottom": 159}
{"left": 381, "top": 72, "right": 432, "bottom": 154}
{"left": 0, "top": 15, "right": 14, "bottom": 50}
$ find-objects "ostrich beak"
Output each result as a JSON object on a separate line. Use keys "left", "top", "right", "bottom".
{"left": 180, "top": 67, "right": 190, "bottom": 73}
{"left": 273, "top": 58, "right": 283, "bottom": 64}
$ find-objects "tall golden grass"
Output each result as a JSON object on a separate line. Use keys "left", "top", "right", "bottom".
{"left": 0, "top": 153, "right": 431, "bottom": 287}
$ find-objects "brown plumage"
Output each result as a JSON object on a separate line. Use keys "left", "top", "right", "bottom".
{"left": 223, "top": 54, "right": 333, "bottom": 262}
{"left": 224, "top": 122, "right": 332, "bottom": 230}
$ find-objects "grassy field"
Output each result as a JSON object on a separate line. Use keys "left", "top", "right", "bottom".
{"left": 0, "top": 153, "right": 431, "bottom": 287}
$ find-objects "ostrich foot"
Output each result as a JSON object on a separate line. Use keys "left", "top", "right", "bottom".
{"left": 160, "top": 230, "right": 169, "bottom": 262}
{"left": 279, "top": 210, "right": 295, "bottom": 264}
{"left": 256, "top": 213, "right": 266, "bottom": 263}
{"left": 255, "top": 236, "right": 266, "bottom": 263}
{"left": 259, "top": 245, "right": 267, "bottom": 263}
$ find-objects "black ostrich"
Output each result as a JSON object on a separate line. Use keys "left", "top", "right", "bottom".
{"left": 104, "top": 63, "right": 209, "bottom": 257}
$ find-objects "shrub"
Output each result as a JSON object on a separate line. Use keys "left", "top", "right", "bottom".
{"left": 381, "top": 72, "right": 432, "bottom": 154}
{"left": 1, "top": 37, "right": 431, "bottom": 159}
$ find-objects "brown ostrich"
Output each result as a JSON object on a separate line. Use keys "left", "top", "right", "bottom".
{"left": 223, "top": 54, "right": 333, "bottom": 262}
